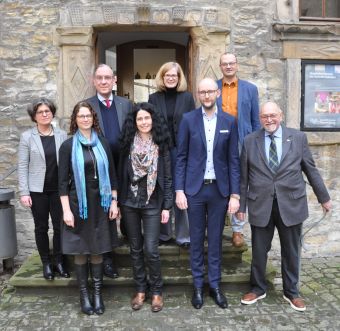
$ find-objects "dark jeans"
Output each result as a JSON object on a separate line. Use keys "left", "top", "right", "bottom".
{"left": 30, "top": 191, "right": 62, "bottom": 264}
{"left": 122, "top": 205, "right": 163, "bottom": 295}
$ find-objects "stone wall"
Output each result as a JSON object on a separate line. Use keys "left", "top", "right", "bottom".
{"left": 0, "top": 0, "right": 339, "bottom": 264}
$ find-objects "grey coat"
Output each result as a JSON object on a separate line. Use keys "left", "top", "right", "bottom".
{"left": 239, "top": 126, "right": 330, "bottom": 227}
{"left": 18, "top": 127, "right": 67, "bottom": 196}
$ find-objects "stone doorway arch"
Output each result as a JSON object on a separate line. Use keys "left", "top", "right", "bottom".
{"left": 53, "top": 4, "right": 231, "bottom": 126}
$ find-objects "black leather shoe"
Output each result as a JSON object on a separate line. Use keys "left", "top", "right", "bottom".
{"left": 54, "top": 263, "right": 70, "bottom": 278}
{"left": 103, "top": 263, "right": 119, "bottom": 279}
{"left": 43, "top": 263, "right": 54, "bottom": 281}
{"left": 191, "top": 287, "right": 204, "bottom": 309}
{"left": 209, "top": 288, "right": 228, "bottom": 309}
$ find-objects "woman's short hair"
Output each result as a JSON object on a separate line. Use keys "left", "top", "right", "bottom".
{"left": 154, "top": 62, "right": 188, "bottom": 92}
{"left": 27, "top": 98, "right": 56, "bottom": 123}
{"left": 120, "top": 102, "right": 171, "bottom": 154}
{"left": 69, "top": 101, "right": 102, "bottom": 135}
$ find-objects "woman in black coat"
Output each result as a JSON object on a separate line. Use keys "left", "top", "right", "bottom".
{"left": 59, "top": 101, "right": 119, "bottom": 315}
{"left": 148, "top": 62, "right": 195, "bottom": 247}
{"left": 118, "top": 102, "right": 172, "bottom": 313}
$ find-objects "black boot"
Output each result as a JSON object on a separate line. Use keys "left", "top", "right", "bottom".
{"left": 74, "top": 264, "right": 94, "bottom": 315}
{"left": 91, "top": 263, "right": 105, "bottom": 315}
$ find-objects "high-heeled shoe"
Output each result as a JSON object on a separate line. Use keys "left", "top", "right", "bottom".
{"left": 54, "top": 263, "right": 70, "bottom": 278}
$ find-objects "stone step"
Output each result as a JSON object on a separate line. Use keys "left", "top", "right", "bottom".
{"left": 9, "top": 228, "right": 276, "bottom": 288}
{"left": 9, "top": 250, "right": 276, "bottom": 289}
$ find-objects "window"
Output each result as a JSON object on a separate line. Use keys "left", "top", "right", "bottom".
{"left": 300, "top": 0, "right": 340, "bottom": 20}
{"left": 301, "top": 60, "right": 340, "bottom": 131}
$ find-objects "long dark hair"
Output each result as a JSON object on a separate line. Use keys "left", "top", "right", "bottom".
{"left": 120, "top": 102, "right": 171, "bottom": 154}
{"left": 69, "top": 101, "right": 102, "bottom": 135}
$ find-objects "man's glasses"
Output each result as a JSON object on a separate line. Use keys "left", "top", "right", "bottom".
{"left": 260, "top": 113, "right": 280, "bottom": 120}
{"left": 198, "top": 90, "right": 217, "bottom": 97}
{"left": 95, "top": 75, "right": 113, "bottom": 81}
{"left": 220, "top": 62, "right": 237, "bottom": 67}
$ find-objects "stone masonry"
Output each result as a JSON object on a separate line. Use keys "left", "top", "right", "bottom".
{"left": 0, "top": 0, "right": 339, "bottom": 265}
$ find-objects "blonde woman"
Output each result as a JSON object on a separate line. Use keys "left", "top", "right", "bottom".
{"left": 148, "top": 62, "right": 195, "bottom": 247}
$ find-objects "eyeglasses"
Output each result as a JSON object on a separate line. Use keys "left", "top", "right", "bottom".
{"left": 220, "top": 62, "right": 237, "bottom": 67}
{"left": 260, "top": 113, "right": 280, "bottom": 120}
{"left": 164, "top": 74, "right": 178, "bottom": 79}
{"left": 77, "top": 114, "right": 93, "bottom": 120}
{"left": 95, "top": 75, "right": 113, "bottom": 81}
{"left": 198, "top": 90, "right": 217, "bottom": 97}
{"left": 36, "top": 110, "right": 51, "bottom": 116}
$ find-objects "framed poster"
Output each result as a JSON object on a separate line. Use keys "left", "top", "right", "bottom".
{"left": 301, "top": 60, "right": 340, "bottom": 131}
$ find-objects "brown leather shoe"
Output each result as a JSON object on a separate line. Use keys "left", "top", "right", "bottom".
{"left": 232, "top": 232, "right": 244, "bottom": 247}
{"left": 283, "top": 295, "right": 306, "bottom": 312}
{"left": 241, "top": 292, "right": 266, "bottom": 305}
{"left": 131, "top": 292, "right": 145, "bottom": 310}
{"left": 151, "top": 294, "right": 163, "bottom": 312}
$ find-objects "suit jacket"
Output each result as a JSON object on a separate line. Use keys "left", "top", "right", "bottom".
{"left": 148, "top": 91, "right": 195, "bottom": 146}
{"left": 216, "top": 78, "right": 260, "bottom": 146}
{"left": 18, "top": 127, "right": 67, "bottom": 195}
{"left": 239, "top": 126, "right": 330, "bottom": 227}
{"left": 118, "top": 149, "right": 173, "bottom": 210}
{"left": 86, "top": 95, "right": 133, "bottom": 134}
{"left": 175, "top": 107, "right": 240, "bottom": 197}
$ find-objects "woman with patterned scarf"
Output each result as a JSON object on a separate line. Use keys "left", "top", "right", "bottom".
{"left": 58, "top": 101, "right": 119, "bottom": 315}
{"left": 118, "top": 102, "right": 172, "bottom": 312}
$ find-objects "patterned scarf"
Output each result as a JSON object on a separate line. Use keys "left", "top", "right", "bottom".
{"left": 72, "top": 130, "right": 112, "bottom": 220}
{"left": 130, "top": 133, "right": 158, "bottom": 204}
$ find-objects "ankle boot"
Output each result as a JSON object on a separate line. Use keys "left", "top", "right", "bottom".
{"left": 91, "top": 263, "right": 105, "bottom": 315}
{"left": 74, "top": 264, "right": 94, "bottom": 315}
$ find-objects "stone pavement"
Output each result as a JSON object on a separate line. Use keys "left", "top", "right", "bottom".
{"left": 0, "top": 257, "right": 339, "bottom": 331}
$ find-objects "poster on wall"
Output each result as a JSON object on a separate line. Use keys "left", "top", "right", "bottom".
{"left": 301, "top": 60, "right": 340, "bottom": 131}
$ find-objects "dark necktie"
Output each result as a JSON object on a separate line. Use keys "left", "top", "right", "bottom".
{"left": 268, "top": 134, "right": 279, "bottom": 173}
{"left": 105, "top": 99, "right": 111, "bottom": 108}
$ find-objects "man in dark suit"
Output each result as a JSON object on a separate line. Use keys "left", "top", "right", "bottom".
{"left": 86, "top": 64, "right": 133, "bottom": 278}
{"left": 176, "top": 78, "right": 240, "bottom": 309}
{"left": 216, "top": 52, "right": 260, "bottom": 247}
{"left": 238, "top": 101, "right": 331, "bottom": 311}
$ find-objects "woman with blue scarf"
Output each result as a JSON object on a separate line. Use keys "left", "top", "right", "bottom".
{"left": 59, "top": 101, "right": 119, "bottom": 315}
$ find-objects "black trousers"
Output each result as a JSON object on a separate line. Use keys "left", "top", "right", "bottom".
{"left": 122, "top": 205, "right": 163, "bottom": 295}
{"left": 30, "top": 191, "right": 63, "bottom": 264}
{"left": 250, "top": 199, "right": 302, "bottom": 299}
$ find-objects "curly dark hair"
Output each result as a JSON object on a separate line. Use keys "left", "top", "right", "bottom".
{"left": 69, "top": 101, "right": 102, "bottom": 135}
{"left": 120, "top": 102, "right": 171, "bottom": 154}
{"left": 27, "top": 98, "right": 56, "bottom": 123}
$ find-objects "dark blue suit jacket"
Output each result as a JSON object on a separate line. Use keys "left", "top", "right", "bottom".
{"left": 216, "top": 78, "right": 260, "bottom": 146}
{"left": 175, "top": 107, "right": 240, "bottom": 197}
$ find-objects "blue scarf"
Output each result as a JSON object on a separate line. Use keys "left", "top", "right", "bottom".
{"left": 71, "top": 130, "right": 112, "bottom": 220}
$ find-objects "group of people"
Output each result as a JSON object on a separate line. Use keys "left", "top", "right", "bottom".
{"left": 18, "top": 53, "right": 332, "bottom": 316}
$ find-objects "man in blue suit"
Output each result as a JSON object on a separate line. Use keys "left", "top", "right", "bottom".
{"left": 176, "top": 78, "right": 240, "bottom": 309}
{"left": 216, "top": 52, "right": 260, "bottom": 247}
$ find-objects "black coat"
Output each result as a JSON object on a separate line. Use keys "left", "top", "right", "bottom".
{"left": 118, "top": 149, "right": 173, "bottom": 210}
{"left": 148, "top": 91, "right": 195, "bottom": 146}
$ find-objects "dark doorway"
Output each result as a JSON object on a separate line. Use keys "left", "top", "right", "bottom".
{"left": 97, "top": 31, "right": 189, "bottom": 102}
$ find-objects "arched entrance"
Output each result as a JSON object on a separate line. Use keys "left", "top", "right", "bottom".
{"left": 54, "top": 4, "right": 231, "bottom": 124}
{"left": 95, "top": 31, "right": 189, "bottom": 101}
